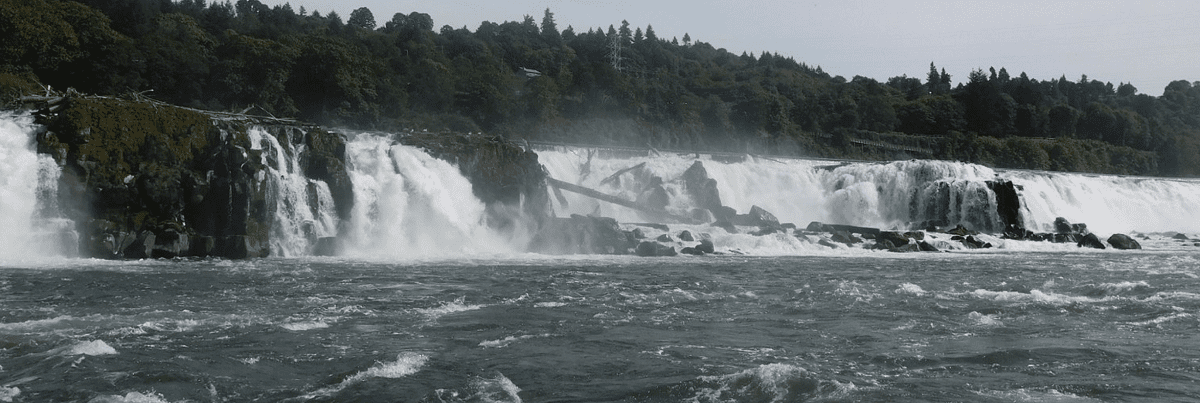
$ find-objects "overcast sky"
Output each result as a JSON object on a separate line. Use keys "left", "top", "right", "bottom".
{"left": 259, "top": 0, "right": 1199, "bottom": 96}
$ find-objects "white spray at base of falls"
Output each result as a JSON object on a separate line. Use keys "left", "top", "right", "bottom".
{"left": 340, "top": 132, "right": 515, "bottom": 257}
{"left": 0, "top": 111, "right": 70, "bottom": 260}
{"left": 537, "top": 146, "right": 1200, "bottom": 237}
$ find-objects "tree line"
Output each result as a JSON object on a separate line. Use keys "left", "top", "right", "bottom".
{"left": 2, "top": 0, "right": 1199, "bottom": 176}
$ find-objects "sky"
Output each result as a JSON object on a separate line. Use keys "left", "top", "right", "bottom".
{"left": 260, "top": 0, "right": 1200, "bottom": 96}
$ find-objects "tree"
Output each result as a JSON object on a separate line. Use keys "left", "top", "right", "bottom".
{"left": 540, "top": 8, "right": 560, "bottom": 44}
{"left": 348, "top": 7, "right": 375, "bottom": 30}
{"left": 682, "top": 32, "right": 691, "bottom": 46}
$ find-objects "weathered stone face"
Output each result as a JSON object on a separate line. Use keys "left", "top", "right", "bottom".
{"left": 35, "top": 95, "right": 352, "bottom": 259}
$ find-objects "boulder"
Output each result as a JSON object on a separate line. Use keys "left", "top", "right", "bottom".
{"left": 1077, "top": 233, "right": 1106, "bottom": 249}
{"left": 678, "top": 230, "right": 695, "bottom": 242}
{"left": 830, "top": 231, "right": 862, "bottom": 245}
{"left": 1173, "top": 233, "right": 1192, "bottom": 241}
{"left": 806, "top": 221, "right": 828, "bottom": 232}
{"left": 123, "top": 231, "right": 156, "bottom": 259}
{"left": 1054, "top": 217, "right": 1074, "bottom": 234}
{"left": 877, "top": 231, "right": 911, "bottom": 247}
{"left": 826, "top": 224, "right": 880, "bottom": 237}
{"left": 680, "top": 247, "right": 703, "bottom": 255}
{"left": 696, "top": 239, "right": 715, "bottom": 254}
{"left": 152, "top": 229, "right": 190, "bottom": 258}
{"left": 889, "top": 243, "right": 922, "bottom": 253}
{"left": 817, "top": 238, "right": 839, "bottom": 249}
{"left": 656, "top": 234, "right": 674, "bottom": 243}
{"left": 635, "top": 241, "right": 677, "bottom": 257}
{"left": 961, "top": 235, "right": 988, "bottom": 249}
{"left": 631, "top": 228, "right": 646, "bottom": 239}
{"left": 946, "top": 224, "right": 977, "bottom": 236}
{"left": 732, "top": 205, "right": 782, "bottom": 232}
{"left": 917, "top": 241, "right": 940, "bottom": 252}
{"left": 1106, "top": 234, "right": 1141, "bottom": 250}
{"left": 682, "top": 161, "right": 724, "bottom": 215}
{"left": 636, "top": 183, "right": 670, "bottom": 212}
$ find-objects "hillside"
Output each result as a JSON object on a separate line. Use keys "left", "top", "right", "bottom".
{"left": 2, "top": 0, "right": 1199, "bottom": 175}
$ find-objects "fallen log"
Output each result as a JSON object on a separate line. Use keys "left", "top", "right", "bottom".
{"left": 547, "top": 177, "right": 697, "bottom": 224}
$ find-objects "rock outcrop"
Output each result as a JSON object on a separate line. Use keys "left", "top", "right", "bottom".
{"left": 35, "top": 95, "right": 309, "bottom": 258}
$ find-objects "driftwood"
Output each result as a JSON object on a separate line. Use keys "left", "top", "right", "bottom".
{"left": 546, "top": 177, "right": 697, "bottom": 224}
{"left": 598, "top": 162, "right": 646, "bottom": 186}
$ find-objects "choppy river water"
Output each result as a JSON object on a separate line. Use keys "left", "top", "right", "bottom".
{"left": 3, "top": 250, "right": 1199, "bottom": 402}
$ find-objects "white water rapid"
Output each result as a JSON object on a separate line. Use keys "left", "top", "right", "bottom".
{"left": 537, "top": 146, "right": 1200, "bottom": 237}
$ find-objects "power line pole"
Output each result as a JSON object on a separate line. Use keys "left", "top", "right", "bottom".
{"left": 607, "top": 32, "right": 623, "bottom": 72}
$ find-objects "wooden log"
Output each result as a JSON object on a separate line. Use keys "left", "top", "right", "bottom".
{"left": 598, "top": 162, "right": 645, "bottom": 186}
{"left": 546, "top": 177, "right": 696, "bottom": 224}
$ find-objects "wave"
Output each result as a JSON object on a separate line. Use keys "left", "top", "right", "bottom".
{"left": 301, "top": 352, "right": 429, "bottom": 399}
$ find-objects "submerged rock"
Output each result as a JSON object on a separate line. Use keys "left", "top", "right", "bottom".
{"left": 1106, "top": 234, "right": 1141, "bottom": 250}
{"left": 635, "top": 241, "right": 677, "bottom": 257}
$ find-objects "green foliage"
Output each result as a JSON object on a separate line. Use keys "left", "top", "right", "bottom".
{"left": 7, "top": 2, "right": 1200, "bottom": 176}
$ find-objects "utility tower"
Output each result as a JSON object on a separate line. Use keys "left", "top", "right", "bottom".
{"left": 607, "top": 33, "right": 623, "bottom": 71}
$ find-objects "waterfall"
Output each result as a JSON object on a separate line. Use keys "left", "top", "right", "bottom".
{"left": 537, "top": 146, "right": 1200, "bottom": 236}
{"left": 248, "top": 127, "right": 339, "bottom": 256}
{"left": 1009, "top": 171, "right": 1200, "bottom": 234}
{"left": 0, "top": 111, "right": 71, "bottom": 259}
{"left": 340, "top": 132, "right": 512, "bottom": 257}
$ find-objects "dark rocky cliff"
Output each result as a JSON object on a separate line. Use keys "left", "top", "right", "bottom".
{"left": 26, "top": 94, "right": 549, "bottom": 258}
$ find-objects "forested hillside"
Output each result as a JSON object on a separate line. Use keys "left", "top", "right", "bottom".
{"left": 3, "top": 0, "right": 1200, "bottom": 176}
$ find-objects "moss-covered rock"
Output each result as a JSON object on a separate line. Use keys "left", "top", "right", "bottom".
{"left": 32, "top": 94, "right": 351, "bottom": 258}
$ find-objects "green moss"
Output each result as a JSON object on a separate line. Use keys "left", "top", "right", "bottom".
{"left": 51, "top": 96, "right": 213, "bottom": 184}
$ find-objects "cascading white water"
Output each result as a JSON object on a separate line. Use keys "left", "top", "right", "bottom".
{"left": 1008, "top": 171, "right": 1200, "bottom": 234}
{"left": 0, "top": 111, "right": 70, "bottom": 259}
{"left": 248, "top": 127, "right": 339, "bottom": 256}
{"left": 538, "top": 147, "right": 1003, "bottom": 231}
{"left": 341, "top": 132, "right": 513, "bottom": 257}
{"left": 537, "top": 146, "right": 1200, "bottom": 237}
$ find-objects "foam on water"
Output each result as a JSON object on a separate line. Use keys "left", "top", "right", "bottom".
{"left": 61, "top": 340, "right": 118, "bottom": 356}
{"left": 416, "top": 296, "right": 486, "bottom": 320}
{"left": 693, "top": 363, "right": 857, "bottom": 403}
{"left": 0, "top": 387, "right": 18, "bottom": 403}
{"left": 303, "top": 352, "right": 429, "bottom": 399}
{"left": 87, "top": 391, "right": 174, "bottom": 403}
